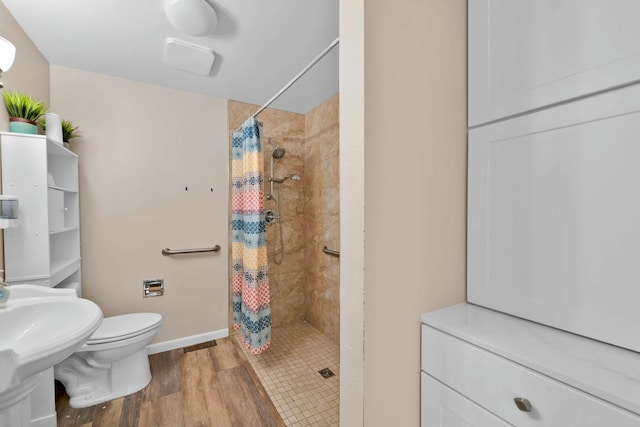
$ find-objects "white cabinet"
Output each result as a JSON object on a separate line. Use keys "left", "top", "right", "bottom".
{"left": 421, "top": 304, "right": 640, "bottom": 427}
{"left": 467, "top": 83, "right": 640, "bottom": 352}
{"left": 459, "top": 2, "right": 640, "bottom": 426}
{"left": 468, "top": 0, "right": 640, "bottom": 126}
{"left": 1, "top": 132, "right": 81, "bottom": 291}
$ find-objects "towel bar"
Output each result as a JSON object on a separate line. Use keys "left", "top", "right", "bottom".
{"left": 162, "top": 244, "right": 221, "bottom": 256}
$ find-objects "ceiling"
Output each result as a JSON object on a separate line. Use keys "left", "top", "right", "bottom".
{"left": 1, "top": 0, "right": 339, "bottom": 114}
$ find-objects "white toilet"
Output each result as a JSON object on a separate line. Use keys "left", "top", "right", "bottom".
{"left": 54, "top": 312, "right": 162, "bottom": 408}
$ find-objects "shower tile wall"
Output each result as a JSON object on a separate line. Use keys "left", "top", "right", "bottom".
{"left": 303, "top": 94, "right": 340, "bottom": 345}
{"left": 228, "top": 95, "right": 340, "bottom": 344}
{"left": 228, "top": 101, "right": 307, "bottom": 326}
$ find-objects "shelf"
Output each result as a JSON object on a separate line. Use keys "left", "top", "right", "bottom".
{"left": 48, "top": 184, "right": 78, "bottom": 193}
{"left": 4, "top": 273, "right": 51, "bottom": 285}
{"left": 50, "top": 258, "right": 81, "bottom": 287}
{"left": 50, "top": 226, "right": 79, "bottom": 235}
{"left": 47, "top": 138, "right": 78, "bottom": 158}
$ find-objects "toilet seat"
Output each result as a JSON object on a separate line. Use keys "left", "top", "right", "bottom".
{"left": 87, "top": 313, "right": 162, "bottom": 345}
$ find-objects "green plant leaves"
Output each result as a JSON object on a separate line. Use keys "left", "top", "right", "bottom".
{"left": 61, "top": 120, "right": 79, "bottom": 142}
{"left": 2, "top": 91, "right": 48, "bottom": 121}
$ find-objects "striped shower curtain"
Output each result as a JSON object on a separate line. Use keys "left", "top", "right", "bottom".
{"left": 231, "top": 118, "right": 271, "bottom": 354}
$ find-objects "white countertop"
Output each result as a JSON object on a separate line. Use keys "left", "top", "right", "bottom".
{"left": 421, "top": 303, "right": 640, "bottom": 415}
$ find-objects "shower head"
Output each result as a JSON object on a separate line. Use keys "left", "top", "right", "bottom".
{"left": 272, "top": 146, "right": 286, "bottom": 159}
{"left": 267, "top": 138, "right": 286, "bottom": 159}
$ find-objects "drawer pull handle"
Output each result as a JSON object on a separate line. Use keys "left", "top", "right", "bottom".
{"left": 513, "top": 397, "right": 532, "bottom": 412}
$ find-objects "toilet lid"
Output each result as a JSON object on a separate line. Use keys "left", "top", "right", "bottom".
{"left": 87, "top": 313, "right": 162, "bottom": 344}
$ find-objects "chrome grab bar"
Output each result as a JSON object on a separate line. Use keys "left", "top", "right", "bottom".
{"left": 322, "top": 246, "right": 340, "bottom": 257}
{"left": 162, "top": 244, "right": 221, "bottom": 256}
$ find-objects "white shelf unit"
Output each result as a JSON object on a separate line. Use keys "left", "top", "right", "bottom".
{"left": 1, "top": 132, "right": 81, "bottom": 291}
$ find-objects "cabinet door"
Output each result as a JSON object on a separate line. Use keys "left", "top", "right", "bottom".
{"left": 422, "top": 373, "right": 509, "bottom": 427}
{"left": 469, "top": 0, "right": 640, "bottom": 126}
{"left": 1, "top": 134, "right": 51, "bottom": 283}
{"left": 468, "top": 83, "right": 640, "bottom": 352}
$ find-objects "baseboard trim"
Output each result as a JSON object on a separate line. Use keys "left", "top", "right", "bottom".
{"left": 31, "top": 414, "right": 56, "bottom": 427}
{"left": 146, "top": 328, "right": 229, "bottom": 355}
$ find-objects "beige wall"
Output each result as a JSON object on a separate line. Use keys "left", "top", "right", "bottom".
{"left": 304, "top": 94, "right": 340, "bottom": 344}
{"left": 339, "top": 0, "right": 366, "bottom": 423}
{"left": 50, "top": 66, "right": 229, "bottom": 344}
{"left": 0, "top": 2, "right": 50, "bottom": 131}
{"left": 1, "top": 6, "right": 231, "bottom": 346}
{"left": 341, "top": 0, "right": 468, "bottom": 425}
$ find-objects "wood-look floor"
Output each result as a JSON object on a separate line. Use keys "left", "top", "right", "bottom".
{"left": 55, "top": 336, "right": 286, "bottom": 427}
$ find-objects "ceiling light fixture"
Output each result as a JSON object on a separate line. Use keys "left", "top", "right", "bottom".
{"left": 0, "top": 36, "right": 16, "bottom": 89}
{"left": 165, "top": 0, "right": 218, "bottom": 37}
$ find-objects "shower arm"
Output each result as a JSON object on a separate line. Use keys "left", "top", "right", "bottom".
{"left": 270, "top": 175, "right": 285, "bottom": 184}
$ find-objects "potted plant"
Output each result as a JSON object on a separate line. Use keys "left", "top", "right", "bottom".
{"left": 61, "top": 119, "right": 79, "bottom": 143}
{"left": 2, "top": 90, "right": 48, "bottom": 134}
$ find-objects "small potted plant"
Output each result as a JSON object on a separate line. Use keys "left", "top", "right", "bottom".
{"left": 2, "top": 90, "right": 48, "bottom": 134}
{"left": 61, "top": 119, "right": 79, "bottom": 143}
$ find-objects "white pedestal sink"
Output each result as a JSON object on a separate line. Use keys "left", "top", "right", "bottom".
{"left": 0, "top": 286, "right": 102, "bottom": 427}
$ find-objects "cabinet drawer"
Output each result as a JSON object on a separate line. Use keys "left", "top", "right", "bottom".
{"left": 422, "top": 325, "right": 640, "bottom": 426}
{"left": 469, "top": 0, "right": 640, "bottom": 126}
{"left": 422, "top": 373, "right": 509, "bottom": 427}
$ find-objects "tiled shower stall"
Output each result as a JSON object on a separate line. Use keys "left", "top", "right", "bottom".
{"left": 228, "top": 94, "right": 340, "bottom": 426}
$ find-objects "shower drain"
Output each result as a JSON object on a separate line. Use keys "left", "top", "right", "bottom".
{"left": 318, "top": 368, "right": 335, "bottom": 379}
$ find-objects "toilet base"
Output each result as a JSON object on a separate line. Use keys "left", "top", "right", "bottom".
{"left": 55, "top": 348, "right": 152, "bottom": 409}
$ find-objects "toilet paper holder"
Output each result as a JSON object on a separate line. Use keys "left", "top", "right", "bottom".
{"left": 143, "top": 279, "right": 164, "bottom": 297}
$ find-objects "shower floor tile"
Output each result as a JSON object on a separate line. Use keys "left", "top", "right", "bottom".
{"left": 236, "top": 321, "right": 340, "bottom": 427}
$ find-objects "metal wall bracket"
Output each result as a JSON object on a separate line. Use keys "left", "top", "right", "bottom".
{"left": 143, "top": 279, "right": 164, "bottom": 297}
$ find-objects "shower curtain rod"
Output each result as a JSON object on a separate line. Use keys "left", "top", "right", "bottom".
{"left": 233, "top": 37, "right": 340, "bottom": 134}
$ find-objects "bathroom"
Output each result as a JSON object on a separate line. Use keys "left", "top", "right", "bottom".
{"left": 9, "top": 1, "right": 635, "bottom": 427}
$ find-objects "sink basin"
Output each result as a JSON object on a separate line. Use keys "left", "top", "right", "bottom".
{"left": 0, "top": 292, "right": 102, "bottom": 395}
